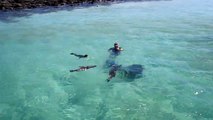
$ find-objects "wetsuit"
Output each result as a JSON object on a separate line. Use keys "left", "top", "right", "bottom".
{"left": 108, "top": 47, "right": 122, "bottom": 56}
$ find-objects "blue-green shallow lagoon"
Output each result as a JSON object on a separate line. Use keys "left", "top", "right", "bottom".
{"left": 0, "top": 0, "right": 213, "bottom": 119}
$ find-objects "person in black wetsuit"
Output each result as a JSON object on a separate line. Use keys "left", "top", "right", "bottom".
{"left": 70, "top": 53, "right": 88, "bottom": 59}
{"left": 108, "top": 42, "right": 123, "bottom": 56}
{"left": 106, "top": 65, "right": 122, "bottom": 82}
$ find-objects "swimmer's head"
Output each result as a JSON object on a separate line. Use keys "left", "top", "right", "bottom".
{"left": 114, "top": 42, "right": 119, "bottom": 48}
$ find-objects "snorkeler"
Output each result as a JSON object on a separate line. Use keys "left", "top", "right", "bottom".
{"left": 108, "top": 42, "right": 123, "bottom": 56}
{"left": 106, "top": 65, "right": 122, "bottom": 82}
{"left": 70, "top": 53, "right": 88, "bottom": 59}
{"left": 70, "top": 65, "right": 97, "bottom": 72}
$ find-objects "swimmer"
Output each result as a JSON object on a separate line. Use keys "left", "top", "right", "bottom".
{"left": 108, "top": 42, "right": 123, "bottom": 56}
{"left": 70, "top": 53, "right": 88, "bottom": 59}
{"left": 106, "top": 65, "right": 122, "bottom": 82}
{"left": 70, "top": 65, "right": 96, "bottom": 72}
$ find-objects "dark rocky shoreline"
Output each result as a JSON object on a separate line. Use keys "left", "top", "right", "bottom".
{"left": 0, "top": 0, "right": 115, "bottom": 11}
{"left": 0, "top": 0, "right": 164, "bottom": 11}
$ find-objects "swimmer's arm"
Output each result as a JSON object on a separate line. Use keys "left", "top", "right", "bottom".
{"left": 108, "top": 48, "right": 113, "bottom": 51}
{"left": 119, "top": 47, "right": 124, "bottom": 51}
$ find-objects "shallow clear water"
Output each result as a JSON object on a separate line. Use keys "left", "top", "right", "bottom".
{"left": 0, "top": 0, "right": 213, "bottom": 119}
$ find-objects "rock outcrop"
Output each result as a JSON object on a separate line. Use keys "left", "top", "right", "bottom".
{"left": 0, "top": 0, "right": 113, "bottom": 10}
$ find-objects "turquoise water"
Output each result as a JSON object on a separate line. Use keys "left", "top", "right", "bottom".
{"left": 0, "top": 0, "right": 213, "bottom": 119}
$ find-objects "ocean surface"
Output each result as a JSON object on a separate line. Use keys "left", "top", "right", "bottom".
{"left": 0, "top": 0, "right": 213, "bottom": 119}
